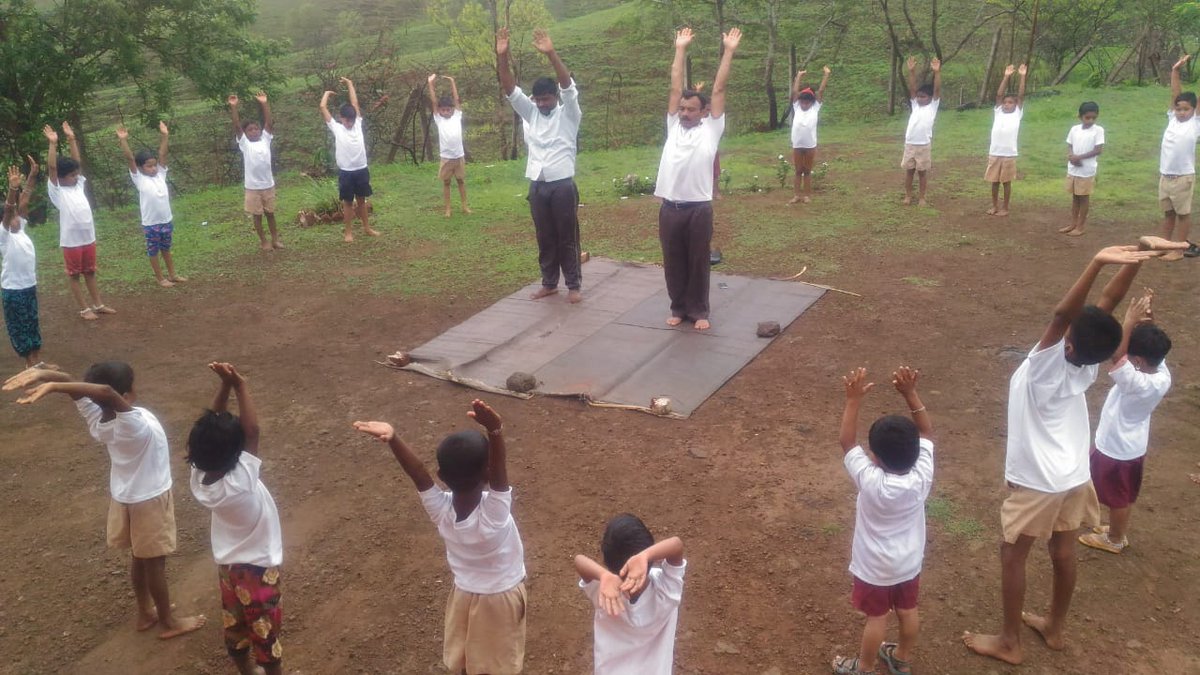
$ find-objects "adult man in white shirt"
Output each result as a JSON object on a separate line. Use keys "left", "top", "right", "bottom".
{"left": 498, "top": 27, "right": 584, "bottom": 303}
{"left": 653, "top": 26, "right": 741, "bottom": 331}
{"left": 1158, "top": 54, "right": 1200, "bottom": 259}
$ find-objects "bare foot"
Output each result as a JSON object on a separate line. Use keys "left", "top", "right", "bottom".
{"left": 136, "top": 611, "right": 158, "bottom": 631}
{"left": 666, "top": 316, "right": 683, "bottom": 326}
{"left": 93, "top": 304, "right": 117, "bottom": 315}
{"left": 802, "top": 195, "right": 811, "bottom": 203}
{"left": 787, "top": 196, "right": 801, "bottom": 204}
{"left": 444, "top": 209, "right": 452, "bottom": 218}
{"left": 80, "top": 308, "right": 99, "bottom": 321}
{"left": 157, "top": 278, "right": 175, "bottom": 288}
{"left": 364, "top": 227, "right": 381, "bottom": 237}
{"left": 259, "top": 241, "right": 272, "bottom": 251}
{"left": 1161, "top": 250, "right": 1185, "bottom": 261}
{"left": 695, "top": 319, "right": 711, "bottom": 331}
{"left": 343, "top": 231, "right": 354, "bottom": 243}
{"left": 272, "top": 240, "right": 285, "bottom": 250}
{"left": 1057, "top": 224, "right": 1076, "bottom": 234}
{"left": 986, "top": 207, "right": 997, "bottom": 215}
{"left": 902, "top": 195, "right": 912, "bottom": 205}
{"left": 463, "top": 206, "right": 472, "bottom": 214}
{"left": 995, "top": 209, "right": 1009, "bottom": 217}
{"left": 530, "top": 287, "right": 558, "bottom": 300}
{"left": 962, "top": 632, "right": 1023, "bottom": 665}
{"left": 159, "top": 614, "right": 206, "bottom": 640}
{"left": 1066, "top": 229, "right": 1086, "bottom": 237}
{"left": 169, "top": 275, "right": 187, "bottom": 283}
{"left": 1022, "top": 612, "right": 1065, "bottom": 650}
{"left": 917, "top": 198, "right": 928, "bottom": 207}
{"left": 566, "top": 290, "right": 582, "bottom": 304}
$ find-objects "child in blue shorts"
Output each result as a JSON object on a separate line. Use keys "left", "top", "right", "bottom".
{"left": 117, "top": 122, "right": 187, "bottom": 287}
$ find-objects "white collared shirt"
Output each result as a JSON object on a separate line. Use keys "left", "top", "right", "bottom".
{"left": 130, "top": 166, "right": 173, "bottom": 226}
{"left": 507, "top": 79, "right": 581, "bottom": 181}
{"left": 0, "top": 217, "right": 36, "bottom": 290}
{"left": 654, "top": 113, "right": 725, "bottom": 202}
{"left": 46, "top": 176, "right": 96, "bottom": 247}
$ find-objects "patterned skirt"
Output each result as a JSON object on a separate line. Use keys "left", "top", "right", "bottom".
{"left": 1, "top": 286, "right": 41, "bottom": 358}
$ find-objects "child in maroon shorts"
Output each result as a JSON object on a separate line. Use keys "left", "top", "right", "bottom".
{"left": 834, "top": 366, "right": 935, "bottom": 675}
{"left": 1079, "top": 293, "right": 1171, "bottom": 554}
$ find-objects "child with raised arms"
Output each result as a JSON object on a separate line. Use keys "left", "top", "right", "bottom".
{"left": 901, "top": 56, "right": 941, "bottom": 206}
{"left": 428, "top": 73, "right": 471, "bottom": 217}
{"left": 1157, "top": 55, "right": 1199, "bottom": 259}
{"left": 117, "top": 122, "right": 187, "bottom": 287}
{"left": 788, "top": 65, "right": 830, "bottom": 204}
{"left": 321, "top": 76, "right": 380, "bottom": 242}
{"left": 229, "top": 92, "right": 283, "bottom": 251}
{"left": 985, "top": 64, "right": 1027, "bottom": 217}
{"left": 2, "top": 160, "right": 44, "bottom": 368}
{"left": 354, "top": 399, "right": 526, "bottom": 675}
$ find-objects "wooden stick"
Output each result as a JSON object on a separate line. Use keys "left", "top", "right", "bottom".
{"left": 796, "top": 280, "right": 862, "bottom": 297}
{"left": 770, "top": 266, "right": 808, "bottom": 281}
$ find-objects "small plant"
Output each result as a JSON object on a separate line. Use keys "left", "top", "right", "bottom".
{"left": 775, "top": 154, "right": 791, "bottom": 187}
{"left": 295, "top": 176, "right": 342, "bottom": 225}
{"left": 612, "top": 173, "right": 655, "bottom": 197}
{"left": 747, "top": 174, "right": 763, "bottom": 193}
{"left": 813, "top": 161, "right": 829, "bottom": 181}
{"left": 719, "top": 168, "right": 731, "bottom": 193}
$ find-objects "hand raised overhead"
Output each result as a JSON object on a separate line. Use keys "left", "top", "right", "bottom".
{"left": 722, "top": 27, "right": 742, "bottom": 51}
{"left": 495, "top": 27, "right": 510, "bottom": 55}
{"left": 532, "top": 28, "right": 554, "bottom": 54}
{"left": 674, "top": 27, "right": 694, "bottom": 48}
{"left": 843, "top": 367, "right": 874, "bottom": 400}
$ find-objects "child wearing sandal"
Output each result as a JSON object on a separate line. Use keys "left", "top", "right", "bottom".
{"left": 833, "top": 366, "right": 934, "bottom": 675}
{"left": 117, "top": 122, "right": 187, "bottom": 287}
{"left": 3, "top": 161, "right": 44, "bottom": 368}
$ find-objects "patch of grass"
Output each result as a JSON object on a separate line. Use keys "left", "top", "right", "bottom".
{"left": 821, "top": 522, "right": 843, "bottom": 536}
{"left": 926, "top": 495, "right": 985, "bottom": 540}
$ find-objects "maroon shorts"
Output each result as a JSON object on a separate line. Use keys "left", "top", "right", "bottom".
{"left": 62, "top": 243, "right": 97, "bottom": 276}
{"left": 852, "top": 575, "right": 920, "bottom": 617}
{"left": 1090, "top": 448, "right": 1144, "bottom": 509}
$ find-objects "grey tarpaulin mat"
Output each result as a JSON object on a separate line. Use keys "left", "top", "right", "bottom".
{"left": 395, "top": 257, "right": 824, "bottom": 418}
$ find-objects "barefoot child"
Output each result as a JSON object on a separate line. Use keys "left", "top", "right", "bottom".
{"left": 986, "top": 64, "right": 1027, "bottom": 217}
{"left": 788, "top": 66, "right": 830, "bottom": 204}
{"left": 832, "top": 366, "right": 933, "bottom": 675}
{"left": 1060, "top": 102, "right": 1104, "bottom": 236}
{"left": 1158, "top": 55, "right": 1199, "bottom": 260}
{"left": 428, "top": 74, "right": 471, "bottom": 217}
{"left": 354, "top": 399, "right": 526, "bottom": 675}
{"left": 229, "top": 92, "right": 283, "bottom": 251}
{"left": 962, "top": 244, "right": 1177, "bottom": 666}
{"left": 901, "top": 56, "right": 941, "bottom": 206}
{"left": 574, "top": 516, "right": 685, "bottom": 674}
{"left": 4, "top": 362, "right": 205, "bottom": 639}
{"left": 188, "top": 363, "right": 284, "bottom": 674}
{"left": 44, "top": 123, "right": 115, "bottom": 320}
{"left": 1079, "top": 292, "right": 1171, "bottom": 554}
{"left": 321, "top": 77, "right": 379, "bottom": 242}
{"left": 117, "top": 122, "right": 187, "bottom": 287}
{"left": 2, "top": 161, "right": 43, "bottom": 368}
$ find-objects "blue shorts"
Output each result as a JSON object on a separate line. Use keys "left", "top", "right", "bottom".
{"left": 338, "top": 168, "right": 373, "bottom": 202}
{"left": 144, "top": 222, "right": 173, "bottom": 256}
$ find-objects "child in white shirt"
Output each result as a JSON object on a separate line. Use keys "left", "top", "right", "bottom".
{"left": 188, "top": 363, "right": 284, "bottom": 675}
{"left": 117, "top": 122, "right": 187, "bottom": 287}
{"left": 1079, "top": 293, "right": 1172, "bottom": 554}
{"left": 985, "top": 64, "right": 1027, "bottom": 217}
{"left": 229, "top": 92, "right": 283, "bottom": 251}
{"left": 574, "top": 515, "right": 685, "bottom": 675}
{"left": 2, "top": 161, "right": 43, "bottom": 367}
{"left": 354, "top": 399, "right": 526, "bottom": 675}
{"left": 788, "top": 65, "right": 830, "bottom": 204}
{"left": 7, "top": 361, "right": 205, "bottom": 640}
{"left": 834, "top": 366, "right": 933, "bottom": 675}
{"left": 428, "top": 73, "right": 472, "bottom": 217}
{"left": 901, "top": 56, "right": 941, "bottom": 206}
{"left": 1061, "top": 102, "right": 1105, "bottom": 236}
{"left": 1158, "top": 55, "right": 1200, "bottom": 258}
{"left": 320, "top": 77, "right": 380, "bottom": 242}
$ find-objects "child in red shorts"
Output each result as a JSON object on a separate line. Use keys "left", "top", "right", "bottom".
{"left": 834, "top": 366, "right": 934, "bottom": 675}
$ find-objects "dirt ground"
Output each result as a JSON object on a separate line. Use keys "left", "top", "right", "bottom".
{"left": 2, "top": 184, "right": 1199, "bottom": 675}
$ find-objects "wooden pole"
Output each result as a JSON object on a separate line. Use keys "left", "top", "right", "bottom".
{"left": 1052, "top": 44, "right": 1094, "bottom": 86}
{"left": 980, "top": 26, "right": 1003, "bottom": 105}
{"left": 888, "top": 42, "right": 897, "bottom": 116}
{"left": 1024, "top": 0, "right": 1041, "bottom": 67}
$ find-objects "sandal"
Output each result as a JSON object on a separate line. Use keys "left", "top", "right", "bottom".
{"left": 1079, "top": 531, "right": 1126, "bottom": 554}
{"left": 79, "top": 308, "right": 98, "bottom": 321}
{"left": 91, "top": 304, "right": 117, "bottom": 315}
{"left": 879, "top": 642, "right": 913, "bottom": 674}
{"left": 831, "top": 655, "right": 871, "bottom": 675}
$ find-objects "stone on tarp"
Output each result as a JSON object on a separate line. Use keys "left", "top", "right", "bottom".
{"left": 756, "top": 321, "right": 781, "bottom": 338}
{"left": 506, "top": 371, "right": 538, "bottom": 393}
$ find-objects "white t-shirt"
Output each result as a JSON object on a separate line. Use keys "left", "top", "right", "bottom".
{"left": 790, "top": 100, "right": 822, "bottom": 149}
{"left": 190, "top": 453, "right": 283, "bottom": 567}
{"left": 989, "top": 106, "right": 1023, "bottom": 157}
{"left": 419, "top": 486, "right": 525, "bottom": 594}
{"left": 581, "top": 560, "right": 687, "bottom": 675}
{"left": 433, "top": 110, "right": 465, "bottom": 160}
{"left": 76, "top": 399, "right": 172, "bottom": 504}
{"left": 1159, "top": 111, "right": 1200, "bottom": 176}
{"left": 1094, "top": 359, "right": 1171, "bottom": 461}
{"left": 1005, "top": 339, "right": 1098, "bottom": 493}
{"left": 507, "top": 79, "right": 582, "bottom": 181}
{"left": 904, "top": 98, "right": 940, "bottom": 145}
{"left": 129, "top": 166, "right": 173, "bottom": 227}
{"left": 326, "top": 116, "right": 368, "bottom": 171}
{"left": 237, "top": 130, "right": 276, "bottom": 190}
{"left": 844, "top": 439, "right": 934, "bottom": 586}
{"left": 1066, "top": 124, "right": 1105, "bottom": 178}
{"left": 654, "top": 113, "right": 725, "bottom": 202}
{"left": 0, "top": 218, "right": 37, "bottom": 290}
{"left": 46, "top": 176, "right": 96, "bottom": 247}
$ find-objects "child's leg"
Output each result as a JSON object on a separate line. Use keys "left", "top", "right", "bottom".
{"left": 990, "top": 182, "right": 1000, "bottom": 213}
{"left": 341, "top": 200, "right": 355, "bottom": 242}
{"left": 1021, "top": 531, "right": 1076, "bottom": 650}
{"left": 67, "top": 274, "right": 89, "bottom": 311}
{"left": 130, "top": 557, "right": 157, "bottom": 630}
{"left": 1071, "top": 195, "right": 1090, "bottom": 234}
{"left": 82, "top": 272, "right": 106, "bottom": 308}
{"left": 962, "top": 534, "right": 1036, "bottom": 664}
{"left": 1160, "top": 210, "right": 1177, "bottom": 240}
{"left": 801, "top": 172, "right": 812, "bottom": 201}
{"left": 857, "top": 614, "right": 888, "bottom": 672}
{"left": 1001, "top": 182, "right": 1012, "bottom": 213}
{"left": 161, "top": 250, "right": 184, "bottom": 282}
{"left": 916, "top": 170, "right": 928, "bottom": 204}
{"left": 252, "top": 214, "right": 269, "bottom": 249}
{"left": 903, "top": 168, "right": 916, "bottom": 203}
{"left": 356, "top": 196, "right": 379, "bottom": 236}
{"left": 457, "top": 178, "right": 470, "bottom": 212}
{"left": 443, "top": 179, "right": 453, "bottom": 217}
{"left": 895, "top": 606, "right": 919, "bottom": 663}
{"left": 143, "top": 555, "right": 206, "bottom": 638}
{"left": 265, "top": 212, "right": 282, "bottom": 248}
{"left": 148, "top": 254, "right": 169, "bottom": 286}
{"left": 1107, "top": 505, "right": 1132, "bottom": 542}
{"left": 790, "top": 149, "right": 804, "bottom": 203}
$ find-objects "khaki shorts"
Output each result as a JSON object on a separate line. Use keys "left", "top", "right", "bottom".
{"left": 439, "top": 158, "right": 466, "bottom": 181}
{"left": 244, "top": 187, "right": 277, "bottom": 216}
{"left": 444, "top": 582, "right": 526, "bottom": 675}
{"left": 900, "top": 143, "right": 932, "bottom": 171}
{"left": 1158, "top": 174, "right": 1195, "bottom": 215}
{"left": 107, "top": 489, "right": 177, "bottom": 558}
{"left": 985, "top": 156, "right": 1017, "bottom": 183}
{"left": 1000, "top": 481, "right": 1100, "bottom": 544}
{"left": 1065, "top": 175, "right": 1095, "bottom": 196}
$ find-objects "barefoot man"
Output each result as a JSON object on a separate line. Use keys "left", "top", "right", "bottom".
{"left": 497, "top": 27, "right": 583, "bottom": 304}
{"left": 654, "top": 26, "right": 741, "bottom": 331}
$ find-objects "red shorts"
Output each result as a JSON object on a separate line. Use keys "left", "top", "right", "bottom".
{"left": 62, "top": 243, "right": 97, "bottom": 276}
{"left": 852, "top": 575, "right": 920, "bottom": 617}
{"left": 1090, "top": 448, "right": 1144, "bottom": 509}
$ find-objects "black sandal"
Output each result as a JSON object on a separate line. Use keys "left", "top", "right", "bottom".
{"left": 878, "top": 642, "right": 913, "bottom": 674}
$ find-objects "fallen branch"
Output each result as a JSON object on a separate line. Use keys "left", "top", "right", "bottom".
{"left": 796, "top": 280, "right": 862, "bottom": 297}
{"left": 770, "top": 266, "right": 808, "bottom": 281}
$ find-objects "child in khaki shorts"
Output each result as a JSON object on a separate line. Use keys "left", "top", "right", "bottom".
{"left": 355, "top": 399, "right": 526, "bottom": 674}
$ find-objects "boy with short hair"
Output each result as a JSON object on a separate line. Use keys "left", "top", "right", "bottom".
{"left": 2, "top": 160, "right": 44, "bottom": 368}
{"left": 188, "top": 362, "right": 284, "bottom": 675}
{"left": 1060, "top": 102, "right": 1105, "bottom": 236}
{"left": 574, "top": 515, "right": 685, "bottom": 675}
{"left": 229, "top": 92, "right": 283, "bottom": 251}
{"left": 986, "top": 64, "right": 1027, "bottom": 217}
{"left": 1157, "top": 54, "right": 1199, "bottom": 260}
{"left": 962, "top": 243, "right": 1183, "bottom": 666}
{"left": 4, "top": 362, "right": 205, "bottom": 639}
{"left": 320, "top": 76, "right": 379, "bottom": 243}
{"left": 832, "top": 366, "right": 933, "bottom": 675}
{"left": 1078, "top": 291, "right": 1171, "bottom": 554}
{"left": 428, "top": 73, "right": 471, "bottom": 218}
{"left": 44, "top": 122, "right": 115, "bottom": 320}
{"left": 788, "top": 65, "right": 831, "bottom": 204}
{"left": 354, "top": 399, "right": 526, "bottom": 675}
{"left": 901, "top": 56, "right": 941, "bottom": 206}
{"left": 117, "top": 122, "right": 187, "bottom": 287}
